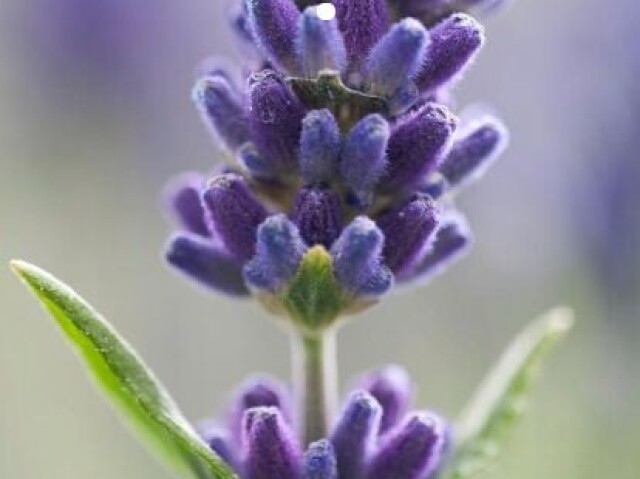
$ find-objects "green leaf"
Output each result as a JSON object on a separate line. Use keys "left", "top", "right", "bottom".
{"left": 10, "top": 260, "right": 237, "bottom": 479}
{"left": 446, "top": 307, "right": 574, "bottom": 479}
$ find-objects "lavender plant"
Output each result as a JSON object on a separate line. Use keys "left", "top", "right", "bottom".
{"left": 12, "top": 2, "right": 571, "bottom": 479}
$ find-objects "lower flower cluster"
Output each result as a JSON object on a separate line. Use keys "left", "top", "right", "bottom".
{"left": 199, "top": 366, "right": 448, "bottom": 479}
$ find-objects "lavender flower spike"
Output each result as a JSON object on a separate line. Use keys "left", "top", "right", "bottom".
{"left": 358, "top": 365, "right": 413, "bottom": 433}
{"left": 297, "top": 6, "right": 347, "bottom": 78}
{"left": 246, "top": 0, "right": 301, "bottom": 74}
{"left": 292, "top": 187, "right": 343, "bottom": 249}
{"left": 364, "top": 18, "right": 430, "bottom": 98}
{"left": 164, "top": 172, "right": 209, "bottom": 238}
{"left": 304, "top": 440, "right": 338, "bottom": 479}
{"left": 416, "top": 13, "right": 485, "bottom": 94}
{"left": 300, "top": 109, "right": 342, "bottom": 184}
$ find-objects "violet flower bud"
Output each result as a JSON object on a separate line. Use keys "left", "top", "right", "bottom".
{"left": 331, "top": 217, "right": 393, "bottom": 298}
{"left": 198, "top": 425, "right": 239, "bottom": 471}
{"left": 340, "top": 114, "right": 390, "bottom": 201}
{"left": 304, "top": 439, "right": 338, "bottom": 479}
{"left": 202, "top": 173, "right": 269, "bottom": 262}
{"left": 416, "top": 13, "right": 485, "bottom": 94}
{"left": 382, "top": 103, "right": 458, "bottom": 191}
{"left": 165, "top": 234, "right": 249, "bottom": 296}
{"left": 366, "top": 412, "right": 447, "bottom": 479}
{"left": 237, "top": 142, "right": 279, "bottom": 181}
{"left": 164, "top": 172, "right": 209, "bottom": 238}
{"left": 358, "top": 365, "right": 412, "bottom": 434}
{"left": 300, "top": 109, "right": 342, "bottom": 184}
{"left": 192, "top": 75, "right": 250, "bottom": 152}
{"left": 364, "top": 18, "right": 430, "bottom": 98}
{"left": 292, "top": 187, "right": 343, "bottom": 249}
{"left": 246, "top": 0, "right": 301, "bottom": 73}
{"left": 377, "top": 194, "right": 439, "bottom": 275}
{"left": 248, "top": 70, "right": 306, "bottom": 173}
{"left": 243, "top": 407, "right": 303, "bottom": 479}
{"left": 297, "top": 6, "right": 347, "bottom": 77}
{"left": 244, "top": 214, "right": 308, "bottom": 293}
{"left": 330, "top": 391, "right": 382, "bottom": 479}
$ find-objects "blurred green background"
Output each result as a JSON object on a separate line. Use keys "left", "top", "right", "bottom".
{"left": 1, "top": 1, "right": 638, "bottom": 478}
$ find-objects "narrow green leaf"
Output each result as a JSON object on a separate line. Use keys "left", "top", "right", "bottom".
{"left": 11, "top": 260, "right": 237, "bottom": 479}
{"left": 447, "top": 307, "right": 574, "bottom": 479}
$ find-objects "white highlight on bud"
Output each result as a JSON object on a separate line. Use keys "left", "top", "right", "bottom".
{"left": 316, "top": 3, "right": 336, "bottom": 21}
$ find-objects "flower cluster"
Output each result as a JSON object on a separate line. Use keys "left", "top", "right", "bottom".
{"left": 165, "top": 0, "right": 508, "bottom": 333}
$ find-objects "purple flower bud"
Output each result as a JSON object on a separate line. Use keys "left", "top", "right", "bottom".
{"left": 202, "top": 173, "right": 269, "bottom": 262}
{"left": 192, "top": 75, "right": 250, "bottom": 152}
{"left": 198, "top": 424, "right": 239, "bottom": 471}
{"left": 246, "top": 0, "right": 301, "bottom": 73}
{"left": 297, "top": 6, "right": 347, "bottom": 77}
{"left": 243, "top": 214, "right": 308, "bottom": 292}
{"left": 382, "top": 103, "right": 457, "bottom": 191}
{"left": 238, "top": 142, "right": 279, "bottom": 180}
{"left": 243, "top": 407, "right": 303, "bottom": 479}
{"left": 331, "top": 217, "right": 393, "bottom": 297}
{"left": 292, "top": 187, "right": 343, "bottom": 249}
{"left": 358, "top": 365, "right": 413, "bottom": 434}
{"left": 438, "top": 117, "right": 508, "bottom": 193}
{"left": 304, "top": 439, "right": 338, "bottom": 479}
{"left": 366, "top": 412, "right": 447, "bottom": 479}
{"left": 416, "top": 13, "right": 485, "bottom": 94}
{"left": 333, "top": 0, "right": 390, "bottom": 73}
{"left": 300, "top": 110, "right": 342, "bottom": 184}
{"left": 165, "top": 234, "right": 249, "bottom": 296}
{"left": 330, "top": 391, "right": 382, "bottom": 479}
{"left": 248, "top": 70, "right": 306, "bottom": 172}
{"left": 364, "top": 18, "right": 430, "bottom": 97}
{"left": 164, "top": 173, "right": 210, "bottom": 238}
{"left": 377, "top": 194, "right": 439, "bottom": 275}
{"left": 340, "top": 114, "right": 390, "bottom": 200}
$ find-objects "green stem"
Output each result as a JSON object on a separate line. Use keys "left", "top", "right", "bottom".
{"left": 291, "top": 330, "right": 338, "bottom": 445}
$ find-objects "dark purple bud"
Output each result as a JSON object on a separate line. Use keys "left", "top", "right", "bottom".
{"left": 243, "top": 407, "right": 303, "bottom": 479}
{"left": 438, "top": 117, "right": 508, "bottom": 193}
{"left": 198, "top": 424, "right": 239, "bottom": 471}
{"left": 367, "top": 412, "right": 447, "bottom": 479}
{"left": 377, "top": 194, "right": 439, "bottom": 275}
{"left": 340, "top": 114, "right": 389, "bottom": 200}
{"left": 192, "top": 75, "right": 250, "bottom": 152}
{"left": 246, "top": 0, "right": 301, "bottom": 73}
{"left": 165, "top": 234, "right": 249, "bottom": 296}
{"left": 304, "top": 440, "right": 338, "bottom": 479}
{"left": 248, "top": 70, "right": 306, "bottom": 172}
{"left": 297, "top": 6, "right": 347, "bottom": 77}
{"left": 364, "top": 18, "right": 430, "bottom": 97}
{"left": 358, "top": 365, "right": 413, "bottom": 434}
{"left": 330, "top": 391, "right": 382, "bottom": 479}
{"left": 416, "top": 13, "right": 485, "bottom": 94}
{"left": 244, "top": 214, "right": 308, "bottom": 292}
{"left": 382, "top": 103, "right": 457, "bottom": 191}
{"left": 331, "top": 217, "right": 393, "bottom": 298}
{"left": 202, "top": 173, "right": 269, "bottom": 262}
{"left": 292, "top": 187, "right": 343, "bottom": 249}
{"left": 300, "top": 110, "right": 341, "bottom": 184}
{"left": 164, "top": 173, "right": 209, "bottom": 238}
{"left": 333, "top": 0, "right": 390, "bottom": 73}
{"left": 238, "top": 142, "right": 279, "bottom": 180}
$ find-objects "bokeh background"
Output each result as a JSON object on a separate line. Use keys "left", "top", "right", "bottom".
{"left": 1, "top": 1, "right": 638, "bottom": 478}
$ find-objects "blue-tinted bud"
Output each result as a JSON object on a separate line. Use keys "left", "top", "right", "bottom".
{"left": 377, "top": 194, "right": 439, "bottom": 275}
{"left": 331, "top": 217, "right": 393, "bottom": 297}
{"left": 364, "top": 18, "right": 430, "bottom": 97}
{"left": 416, "top": 13, "right": 485, "bottom": 94}
{"left": 164, "top": 173, "right": 209, "bottom": 238}
{"left": 330, "top": 391, "right": 382, "bottom": 479}
{"left": 300, "top": 110, "right": 342, "bottom": 184}
{"left": 202, "top": 173, "right": 269, "bottom": 262}
{"left": 248, "top": 70, "right": 306, "bottom": 172}
{"left": 438, "top": 117, "right": 508, "bottom": 193}
{"left": 292, "top": 187, "right": 343, "bottom": 249}
{"left": 246, "top": 0, "right": 301, "bottom": 73}
{"left": 367, "top": 412, "right": 447, "bottom": 479}
{"left": 192, "top": 75, "right": 250, "bottom": 152}
{"left": 165, "top": 234, "right": 249, "bottom": 296}
{"left": 383, "top": 103, "right": 457, "bottom": 191}
{"left": 297, "top": 6, "right": 347, "bottom": 77}
{"left": 340, "top": 114, "right": 390, "bottom": 202}
{"left": 243, "top": 407, "right": 303, "bottom": 479}
{"left": 237, "top": 142, "right": 279, "bottom": 180}
{"left": 304, "top": 440, "right": 338, "bottom": 479}
{"left": 244, "top": 214, "right": 308, "bottom": 293}
{"left": 197, "top": 425, "right": 239, "bottom": 471}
